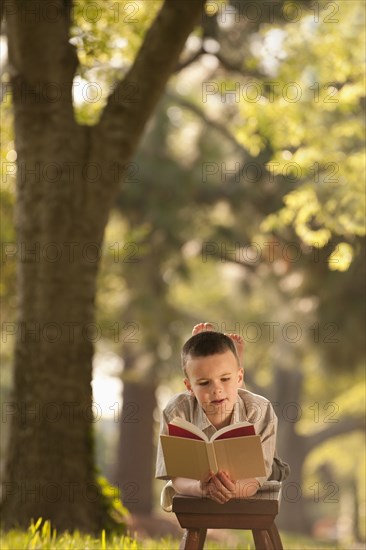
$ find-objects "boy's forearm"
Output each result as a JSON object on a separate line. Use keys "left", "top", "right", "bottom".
{"left": 234, "top": 478, "right": 260, "bottom": 498}
{"left": 172, "top": 477, "right": 201, "bottom": 497}
{"left": 172, "top": 476, "right": 260, "bottom": 500}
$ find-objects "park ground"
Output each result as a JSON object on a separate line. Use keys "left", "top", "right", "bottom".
{"left": 1, "top": 512, "right": 364, "bottom": 550}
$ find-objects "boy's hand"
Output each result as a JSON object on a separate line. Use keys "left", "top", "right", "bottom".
{"left": 224, "top": 332, "right": 244, "bottom": 366}
{"left": 199, "top": 471, "right": 236, "bottom": 503}
{"left": 192, "top": 323, "right": 216, "bottom": 335}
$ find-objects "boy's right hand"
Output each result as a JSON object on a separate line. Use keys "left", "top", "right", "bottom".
{"left": 224, "top": 332, "right": 244, "bottom": 364}
{"left": 192, "top": 323, "right": 216, "bottom": 335}
{"left": 199, "top": 471, "right": 236, "bottom": 504}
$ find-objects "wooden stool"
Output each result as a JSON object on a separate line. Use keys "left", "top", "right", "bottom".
{"left": 172, "top": 483, "right": 283, "bottom": 550}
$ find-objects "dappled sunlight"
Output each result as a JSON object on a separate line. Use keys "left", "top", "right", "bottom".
{"left": 1, "top": 0, "right": 364, "bottom": 543}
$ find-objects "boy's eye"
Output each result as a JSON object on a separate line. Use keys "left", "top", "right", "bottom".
{"left": 198, "top": 381, "right": 209, "bottom": 386}
{"left": 221, "top": 378, "right": 230, "bottom": 382}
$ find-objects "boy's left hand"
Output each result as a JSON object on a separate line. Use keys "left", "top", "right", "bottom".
{"left": 216, "top": 471, "right": 237, "bottom": 501}
{"left": 203, "top": 471, "right": 236, "bottom": 503}
{"left": 201, "top": 471, "right": 260, "bottom": 503}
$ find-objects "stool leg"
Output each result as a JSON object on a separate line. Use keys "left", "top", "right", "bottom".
{"left": 179, "top": 528, "right": 207, "bottom": 550}
{"left": 252, "top": 529, "right": 274, "bottom": 550}
{"left": 268, "top": 523, "right": 284, "bottom": 550}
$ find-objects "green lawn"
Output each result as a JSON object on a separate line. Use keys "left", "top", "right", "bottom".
{"left": 0, "top": 518, "right": 347, "bottom": 549}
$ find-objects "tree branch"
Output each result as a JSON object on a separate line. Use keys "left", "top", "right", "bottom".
{"left": 166, "top": 91, "right": 249, "bottom": 156}
{"left": 304, "top": 416, "right": 365, "bottom": 454}
{"left": 174, "top": 47, "right": 205, "bottom": 73}
{"left": 215, "top": 52, "right": 265, "bottom": 80}
{"left": 96, "top": 0, "right": 206, "bottom": 165}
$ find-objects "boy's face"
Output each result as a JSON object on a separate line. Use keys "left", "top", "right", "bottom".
{"left": 184, "top": 350, "right": 243, "bottom": 429}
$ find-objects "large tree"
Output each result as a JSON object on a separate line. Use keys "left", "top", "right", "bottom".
{"left": 1, "top": 0, "right": 206, "bottom": 531}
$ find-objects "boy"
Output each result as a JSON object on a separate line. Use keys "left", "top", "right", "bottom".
{"left": 155, "top": 324, "right": 289, "bottom": 510}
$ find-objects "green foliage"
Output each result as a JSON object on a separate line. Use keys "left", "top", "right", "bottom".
{"left": 96, "top": 475, "right": 129, "bottom": 533}
{"left": 70, "top": 0, "right": 162, "bottom": 123}
{"left": 196, "top": 1, "right": 366, "bottom": 268}
{"left": 72, "top": 0, "right": 162, "bottom": 71}
{"left": 0, "top": 523, "right": 344, "bottom": 550}
{"left": 0, "top": 520, "right": 139, "bottom": 550}
{"left": 243, "top": 0, "right": 366, "bottom": 266}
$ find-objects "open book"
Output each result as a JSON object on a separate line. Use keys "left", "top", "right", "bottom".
{"left": 160, "top": 418, "right": 266, "bottom": 481}
{"left": 167, "top": 417, "right": 256, "bottom": 440}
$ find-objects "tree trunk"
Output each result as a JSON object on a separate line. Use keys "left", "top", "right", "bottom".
{"left": 273, "top": 367, "right": 364, "bottom": 534}
{"left": 3, "top": 254, "right": 105, "bottom": 530}
{"left": 113, "top": 255, "right": 172, "bottom": 515}
{"left": 115, "top": 379, "right": 157, "bottom": 514}
{"left": 2, "top": 0, "right": 206, "bottom": 530}
{"left": 270, "top": 367, "right": 310, "bottom": 533}
{"left": 277, "top": 435, "right": 311, "bottom": 533}
{"left": 1, "top": 80, "right": 106, "bottom": 528}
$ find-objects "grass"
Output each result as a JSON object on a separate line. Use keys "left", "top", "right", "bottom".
{"left": 0, "top": 519, "right": 346, "bottom": 549}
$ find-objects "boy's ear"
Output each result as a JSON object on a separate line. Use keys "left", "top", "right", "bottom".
{"left": 184, "top": 378, "right": 193, "bottom": 392}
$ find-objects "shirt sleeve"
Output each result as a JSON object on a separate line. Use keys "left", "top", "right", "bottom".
{"left": 156, "top": 401, "right": 185, "bottom": 511}
{"left": 155, "top": 408, "right": 170, "bottom": 480}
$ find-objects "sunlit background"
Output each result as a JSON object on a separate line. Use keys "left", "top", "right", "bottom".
{"left": 1, "top": 0, "right": 365, "bottom": 547}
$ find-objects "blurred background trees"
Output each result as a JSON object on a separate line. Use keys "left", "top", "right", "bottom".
{"left": 1, "top": 0, "right": 365, "bottom": 543}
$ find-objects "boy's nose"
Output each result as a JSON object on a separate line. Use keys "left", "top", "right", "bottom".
{"left": 212, "top": 382, "right": 223, "bottom": 394}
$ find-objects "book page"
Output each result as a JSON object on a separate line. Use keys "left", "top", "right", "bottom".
{"left": 213, "top": 435, "right": 266, "bottom": 479}
{"left": 160, "top": 435, "right": 211, "bottom": 480}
